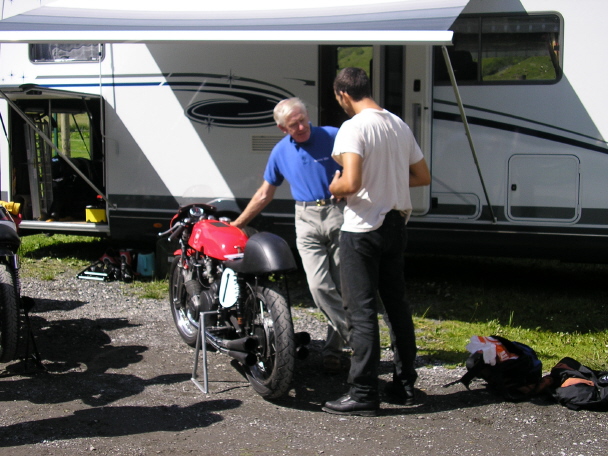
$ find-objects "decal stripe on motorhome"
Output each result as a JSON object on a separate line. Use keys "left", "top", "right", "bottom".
{"left": 434, "top": 99, "right": 605, "bottom": 145}
{"left": 433, "top": 110, "right": 608, "bottom": 155}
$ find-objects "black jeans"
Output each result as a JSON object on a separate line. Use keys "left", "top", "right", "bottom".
{"left": 339, "top": 211, "right": 417, "bottom": 402}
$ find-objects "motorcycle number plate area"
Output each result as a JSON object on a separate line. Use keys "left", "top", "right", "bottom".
{"left": 219, "top": 268, "right": 239, "bottom": 308}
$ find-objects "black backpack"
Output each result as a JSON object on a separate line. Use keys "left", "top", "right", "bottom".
{"left": 548, "top": 357, "right": 608, "bottom": 411}
{"left": 444, "top": 335, "right": 543, "bottom": 402}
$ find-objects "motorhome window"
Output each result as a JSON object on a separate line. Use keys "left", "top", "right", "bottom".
{"left": 337, "top": 46, "right": 373, "bottom": 75}
{"left": 434, "top": 14, "right": 561, "bottom": 84}
{"left": 29, "top": 44, "right": 103, "bottom": 63}
{"left": 433, "top": 17, "right": 480, "bottom": 84}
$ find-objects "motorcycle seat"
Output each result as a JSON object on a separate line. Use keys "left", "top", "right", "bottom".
{"left": 224, "top": 232, "right": 296, "bottom": 275}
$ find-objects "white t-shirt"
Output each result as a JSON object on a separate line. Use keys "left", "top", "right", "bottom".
{"left": 332, "top": 108, "right": 424, "bottom": 232}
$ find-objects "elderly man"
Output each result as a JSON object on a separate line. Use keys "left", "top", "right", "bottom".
{"left": 232, "top": 98, "right": 349, "bottom": 374}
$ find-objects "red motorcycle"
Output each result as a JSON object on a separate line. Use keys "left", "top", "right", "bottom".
{"left": 160, "top": 203, "right": 308, "bottom": 399}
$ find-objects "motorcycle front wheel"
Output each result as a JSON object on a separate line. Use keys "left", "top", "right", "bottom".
{"left": 0, "top": 263, "right": 20, "bottom": 362}
{"left": 168, "top": 257, "right": 199, "bottom": 346}
{"left": 244, "top": 285, "right": 295, "bottom": 400}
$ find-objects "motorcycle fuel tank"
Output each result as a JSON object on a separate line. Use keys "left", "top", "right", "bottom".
{"left": 189, "top": 219, "right": 248, "bottom": 259}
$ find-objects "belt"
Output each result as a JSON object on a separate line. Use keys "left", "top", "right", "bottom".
{"left": 295, "top": 198, "right": 337, "bottom": 207}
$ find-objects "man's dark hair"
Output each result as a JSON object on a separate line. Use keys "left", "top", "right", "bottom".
{"left": 333, "top": 67, "right": 371, "bottom": 101}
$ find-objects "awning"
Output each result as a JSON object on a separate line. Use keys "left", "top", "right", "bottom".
{"left": 0, "top": 0, "right": 468, "bottom": 44}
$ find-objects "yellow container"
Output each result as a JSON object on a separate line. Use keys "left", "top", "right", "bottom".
{"left": 85, "top": 207, "right": 107, "bottom": 223}
{"left": 0, "top": 201, "right": 21, "bottom": 216}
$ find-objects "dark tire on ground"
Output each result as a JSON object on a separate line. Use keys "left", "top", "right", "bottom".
{"left": 168, "top": 257, "right": 199, "bottom": 347}
{"left": 0, "top": 263, "right": 20, "bottom": 363}
{"left": 245, "top": 286, "right": 295, "bottom": 400}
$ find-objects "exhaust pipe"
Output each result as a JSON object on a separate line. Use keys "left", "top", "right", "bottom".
{"left": 224, "top": 336, "right": 258, "bottom": 352}
{"left": 296, "top": 345, "right": 309, "bottom": 360}
{"left": 295, "top": 331, "right": 311, "bottom": 346}
{"left": 206, "top": 333, "right": 258, "bottom": 352}
{"left": 227, "top": 350, "right": 257, "bottom": 366}
{"left": 204, "top": 332, "right": 258, "bottom": 366}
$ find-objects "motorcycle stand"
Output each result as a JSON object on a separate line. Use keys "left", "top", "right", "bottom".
{"left": 1, "top": 296, "right": 46, "bottom": 377}
{"left": 191, "top": 310, "right": 219, "bottom": 394}
{"left": 22, "top": 305, "right": 45, "bottom": 373}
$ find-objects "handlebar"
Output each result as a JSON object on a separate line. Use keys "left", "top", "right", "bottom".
{"left": 157, "top": 225, "right": 176, "bottom": 238}
{"left": 158, "top": 220, "right": 187, "bottom": 241}
{"left": 168, "top": 224, "right": 186, "bottom": 242}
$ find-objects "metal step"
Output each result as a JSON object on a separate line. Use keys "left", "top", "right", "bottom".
{"left": 18, "top": 220, "right": 110, "bottom": 235}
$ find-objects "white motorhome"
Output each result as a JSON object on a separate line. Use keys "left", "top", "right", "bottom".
{"left": 1, "top": 0, "right": 607, "bottom": 262}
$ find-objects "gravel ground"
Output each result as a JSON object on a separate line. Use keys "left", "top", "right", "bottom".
{"left": 0, "top": 271, "right": 607, "bottom": 455}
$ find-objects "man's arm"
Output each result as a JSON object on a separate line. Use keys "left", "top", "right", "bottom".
{"left": 231, "top": 181, "right": 277, "bottom": 228}
{"left": 329, "top": 152, "right": 362, "bottom": 198}
{"left": 409, "top": 158, "right": 431, "bottom": 188}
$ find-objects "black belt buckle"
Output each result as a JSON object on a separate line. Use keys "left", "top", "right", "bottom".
{"left": 315, "top": 199, "right": 327, "bottom": 206}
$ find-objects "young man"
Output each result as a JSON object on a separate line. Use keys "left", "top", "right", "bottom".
{"left": 323, "top": 68, "right": 431, "bottom": 416}
{"left": 231, "top": 98, "right": 349, "bottom": 373}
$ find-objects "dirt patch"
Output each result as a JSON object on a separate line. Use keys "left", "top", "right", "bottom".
{"left": 0, "top": 273, "right": 607, "bottom": 455}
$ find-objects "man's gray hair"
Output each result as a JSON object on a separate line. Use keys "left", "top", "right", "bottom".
{"left": 273, "top": 97, "right": 308, "bottom": 127}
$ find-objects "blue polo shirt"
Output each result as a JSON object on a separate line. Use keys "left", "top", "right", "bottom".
{"left": 264, "top": 125, "right": 341, "bottom": 202}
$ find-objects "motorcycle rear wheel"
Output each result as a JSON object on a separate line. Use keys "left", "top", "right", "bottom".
{"left": 168, "top": 257, "right": 199, "bottom": 346}
{"left": 0, "top": 263, "right": 20, "bottom": 363}
{"left": 244, "top": 286, "right": 295, "bottom": 399}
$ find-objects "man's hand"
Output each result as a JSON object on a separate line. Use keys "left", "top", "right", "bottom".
{"left": 329, "top": 171, "right": 344, "bottom": 202}
{"left": 329, "top": 153, "right": 362, "bottom": 198}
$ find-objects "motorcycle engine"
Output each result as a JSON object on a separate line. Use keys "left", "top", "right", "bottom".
{"left": 184, "top": 275, "right": 218, "bottom": 314}
{"left": 198, "top": 282, "right": 219, "bottom": 313}
{"left": 186, "top": 281, "right": 219, "bottom": 327}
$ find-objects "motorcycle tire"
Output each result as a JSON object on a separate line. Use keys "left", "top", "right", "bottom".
{"left": 168, "top": 257, "right": 199, "bottom": 346}
{"left": 0, "top": 263, "right": 20, "bottom": 363}
{"left": 244, "top": 286, "right": 295, "bottom": 400}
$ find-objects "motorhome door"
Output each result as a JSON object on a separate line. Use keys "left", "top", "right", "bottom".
{"left": 319, "top": 45, "right": 432, "bottom": 215}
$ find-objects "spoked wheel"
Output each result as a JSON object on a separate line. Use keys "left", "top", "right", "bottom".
{"left": 0, "top": 263, "right": 20, "bottom": 363}
{"left": 244, "top": 285, "right": 295, "bottom": 399}
{"left": 168, "top": 257, "right": 199, "bottom": 346}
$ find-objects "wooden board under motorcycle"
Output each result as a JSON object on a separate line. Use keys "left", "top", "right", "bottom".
{"left": 162, "top": 204, "right": 308, "bottom": 399}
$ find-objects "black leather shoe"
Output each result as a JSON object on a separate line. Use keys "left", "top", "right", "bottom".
{"left": 384, "top": 381, "right": 416, "bottom": 406}
{"left": 322, "top": 395, "right": 379, "bottom": 416}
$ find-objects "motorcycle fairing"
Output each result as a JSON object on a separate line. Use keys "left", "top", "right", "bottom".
{"left": 170, "top": 203, "right": 217, "bottom": 227}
